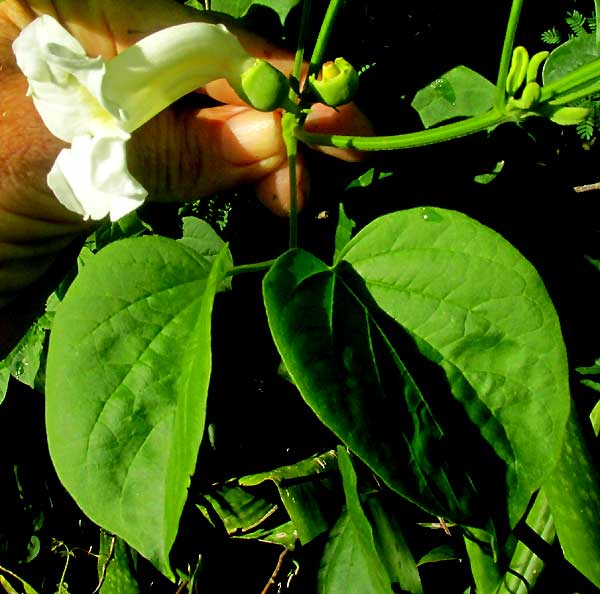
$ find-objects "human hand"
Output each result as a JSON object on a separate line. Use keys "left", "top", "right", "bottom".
{"left": 0, "top": 0, "right": 372, "bottom": 304}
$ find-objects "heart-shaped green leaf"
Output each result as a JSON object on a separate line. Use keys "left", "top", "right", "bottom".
{"left": 264, "top": 249, "right": 485, "bottom": 524}
{"left": 340, "top": 207, "right": 570, "bottom": 526}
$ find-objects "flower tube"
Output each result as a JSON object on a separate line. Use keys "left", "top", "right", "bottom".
{"left": 12, "top": 15, "right": 292, "bottom": 221}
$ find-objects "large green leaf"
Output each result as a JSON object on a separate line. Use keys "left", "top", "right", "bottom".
{"left": 46, "top": 234, "right": 231, "bottom": 578}
{"left": 210, "top": 0, "right": 301, "bottom": 24}
{"left": 265, "top": 208, "right": 570, "bottom": 532}
{"left": 340, "top": 207, "right": 570, "bottom": 526}
{"left": 264, "top": 249, "right": 485, "bottom": 524}
{"left": 411, "top": 66, "right": 495, "bottom": 128}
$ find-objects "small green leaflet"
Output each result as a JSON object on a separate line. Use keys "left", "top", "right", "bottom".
{"left": 412, "top": 66, "right": 495, "bottom": 128}
{"left": 184, "top": 0, "right": 205, "bottom": 9}
{"left": 0, "top": 365, "right": 9, "bottom": 406}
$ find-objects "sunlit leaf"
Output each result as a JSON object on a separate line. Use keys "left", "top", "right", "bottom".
{"left": 334, "top": 204, "right": 356, "bottom": 264}
{"left": 46, "top": 234, "right": 231, "bottom": 578}
{"left": 2, "top": 319, "right": 48, "bottom": 389}
{"left": 0, "top": 365, "right": 9, "bottom": 406}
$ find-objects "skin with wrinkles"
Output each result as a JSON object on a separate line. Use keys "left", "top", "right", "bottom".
{"left": 0, "top": 0, "right": 372, "bottom": 354}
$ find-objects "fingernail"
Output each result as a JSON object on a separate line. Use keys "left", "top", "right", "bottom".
{"left": 221, "top": 110, "right": 284, "bottom": 165}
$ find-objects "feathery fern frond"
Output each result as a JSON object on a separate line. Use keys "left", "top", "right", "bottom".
{"left": 588, "top": 13, "right": 597, "bottom": 31}
{"left": 541, "top": 27, "right": 562, "bottom": 44}
{"left": 566, "top": 10, "right": 589, "bottom": 36}
{"left": 576, "top": 118, "right": 595, "bottom": 140}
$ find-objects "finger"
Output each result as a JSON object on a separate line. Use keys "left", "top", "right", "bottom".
{"left": 255, "top": 152, "right": 310, "bottom": 217}
{"left": 127, "top": 104, "right": 289, "bottom": 201}
{"left": 303, "top": 102, "right": 375, "bottom": 161}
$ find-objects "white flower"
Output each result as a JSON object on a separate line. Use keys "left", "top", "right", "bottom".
{"left": 12, "top": 15, "right": 290, "bottom": 221}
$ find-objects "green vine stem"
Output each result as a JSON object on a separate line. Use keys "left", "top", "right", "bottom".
{"left": 308, "top": 0, "right": 345, "bottom": 78}
{"left": 286, "top": 0, "right": 313, "bottom": 249}
{"left": 291, "top": 0, "right": 312, "bottom": 100}
{"left": 295, "top": 109, "right": 508, "bottom": 151}
{"left": 283, "top": 112, "right": 299, "bottom": 248}
{"left": 494, "top": 0, "right": 525, "bottom": 109}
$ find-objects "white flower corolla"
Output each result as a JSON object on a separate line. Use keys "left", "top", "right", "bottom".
{"left": 12, "top": 15, "right": 291, "bottom": 221}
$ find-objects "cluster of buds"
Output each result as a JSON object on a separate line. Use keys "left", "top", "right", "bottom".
{"left": 505, "top": 45, "right": 590, "bottom": 125}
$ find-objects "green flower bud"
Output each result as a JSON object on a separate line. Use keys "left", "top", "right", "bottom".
{"left": 506, "top": 46, "right": 529, "bottom": 97}
{"left": 507, "top": 81, "right": 542, "bottom": 111}
{"left": 308, "top": 57, "right": 359, "bottom": 107}
{"left": 526, "top": 50, "right": 549, "bottom": 85}
{"left": 237, "top": 59, "right": 292, "bottom": 112}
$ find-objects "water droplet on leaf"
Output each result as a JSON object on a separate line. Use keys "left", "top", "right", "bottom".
{"left": 420, "top": 207, "right": 443, "bottom": 222}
